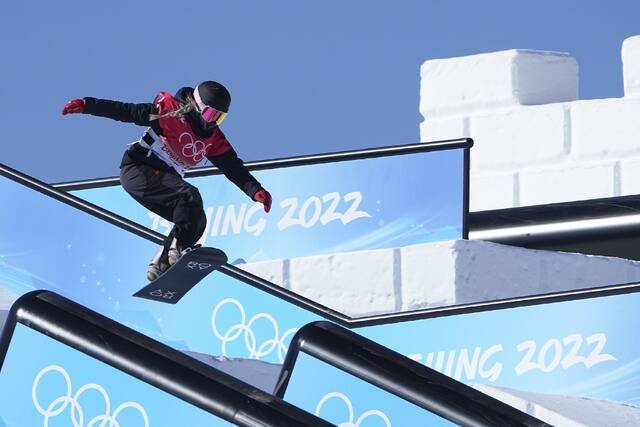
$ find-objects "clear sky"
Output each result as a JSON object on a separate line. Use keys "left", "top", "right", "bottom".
{"left": 2, "top": 0, "right": 639, "bottom": 183}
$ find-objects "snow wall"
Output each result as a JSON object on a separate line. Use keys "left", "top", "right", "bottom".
{"left": 420, "top": 35, "right": 640, "bottom": 211}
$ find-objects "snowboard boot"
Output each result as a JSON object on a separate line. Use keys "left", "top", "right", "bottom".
{"left": 167, "top": 238, "right": 182, "bottom": 267}
{"left": 147, "top": 245, "right": 169, "bottom": 281}
{"left": 167, "top": 238, "right": 200, "bottom": 267}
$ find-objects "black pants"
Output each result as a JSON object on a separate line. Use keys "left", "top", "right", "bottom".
{"left": 120, "top": 161, "right": 207, "bottom": 253}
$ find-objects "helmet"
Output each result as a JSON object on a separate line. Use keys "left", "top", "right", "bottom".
{"left": 193, "top": 81, "right": 230, "bottom": 125}
{"left": 194, "top": 81, "right": 231, "bottom": 113}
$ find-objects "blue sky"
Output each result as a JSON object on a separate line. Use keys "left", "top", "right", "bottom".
{"left": 2, "top": 0, "right": 639, "bottom": 183}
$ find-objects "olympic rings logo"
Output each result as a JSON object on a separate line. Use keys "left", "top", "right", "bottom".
{"left": 180, "top": 132, "right": 210, "bottom": 163}
{"left": 211, "top": 298, "right": 298, "bottom": 363}
{"left": 32, "top": 365, "right": 149, "bottom": 427}
{"left": 315, "top": 392, "right": 392, "bottom": 427}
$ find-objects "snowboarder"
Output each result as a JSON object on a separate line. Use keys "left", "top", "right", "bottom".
{"left": 62, "top": 81, "right": 272, "bottom": 281}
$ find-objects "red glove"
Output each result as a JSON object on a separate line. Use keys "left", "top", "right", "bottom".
{"left": 253, "top": 188, "right": 272, "bottom": 213}
{"left": 61, "top": 98, "right": 86, "bottom": 115}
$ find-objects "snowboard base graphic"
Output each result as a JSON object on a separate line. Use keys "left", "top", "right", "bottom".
{"left": 133, "top": 247, "right": 228, "bottom": 304}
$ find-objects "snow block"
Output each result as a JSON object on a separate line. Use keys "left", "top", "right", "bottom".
{"left": 0, "top": 289, "right": 15, "bottom": 333}
{"left": 623, "top": 35, "right": 640, "bottom": 97}
{"left": 420, "top": 49, "right": 578, "bottom": 118}
{"left": 185, "top": 352, "right": 281, "bottom": 393}
{"left": 237, "top": 259, "right": 287, "bottom": 288}
{"left": 519, "top": 162, "right": 616, "bottom": 206}
{"left": 400, "top": 241, "right": 457, "bottom": 308}
{"left": 571, "top": 98, "right": 640, "bottom": 159}
{"left": 0, "top": 287, "right": 18, "bottom": 310}
{"left": 619, "top": 156, "right": 640, "bottom": 196}
{"left": 239, "top": 239, "right": 640, "bottom": 317}
{"left": 419, "top": 115, "right": 469, "bottom": 142}
{"left": 289, "top": 249, "right": 396, "bottom": 317}
{"left": 469, "top": 104, "right": 568, "bottom": 171}
{"left": 470, "top": 172, "right": 517, "bottom": 211}
{"left": 474, "top": 384, "right": 640, "bottom": 427}
{"left": 400, "top": 239, "right": 640, "bottom": 311}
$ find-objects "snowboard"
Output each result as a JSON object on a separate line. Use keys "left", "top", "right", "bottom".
{"left": 133, "top": 246, "right": 228, "bottom": 304}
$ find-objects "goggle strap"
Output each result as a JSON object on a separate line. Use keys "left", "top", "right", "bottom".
{"left": 193, "top": 86, "right": 208, "bottom": 112}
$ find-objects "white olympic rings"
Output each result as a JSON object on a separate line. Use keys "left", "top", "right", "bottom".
{"left": 211, "top": 298, "right": 298, "bottom": 363}
{"left": 32, "top": 365, "right": 149, "bottom": 427}
{"left": 180, "top": 133, "right": 210, "bottom": 163}
{"left": 315, "top": 392, "right": 392, "bottom": 427}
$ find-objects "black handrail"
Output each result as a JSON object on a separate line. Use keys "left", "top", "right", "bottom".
{"left": 0, "top": 163, "right": 164, "bottom": 244}
{"left": 0, "top": 150, "right": 634, "bottom": 425}
{"left": 3, "top": 161, "right": 640, "bottom": 328}
{"left": 53, "top": 139, "right": 473, "bottom": 190}
{"left": 0, "top": 161, "right": 354, "bottom": 324}
{"left": 469, "top": 193, "right": 640, "bottom": 260}
{"left": 0, "top": 291, "right": 333, "bottom": 427}
{"left": 350, "top": 280, "right": 640, "bottom": 327}
{"left": 219, "top": 264, "right": 351, "bottom": 323}
{"left": 275, "top": 321, "right": 549, "bottom": 427}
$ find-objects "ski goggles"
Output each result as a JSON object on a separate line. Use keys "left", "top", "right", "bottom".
{"left": 200, "top": 105, "right": 227, "bottom": 125}
{"left": 193, "top": 87, "right": 228, "bottom": 125}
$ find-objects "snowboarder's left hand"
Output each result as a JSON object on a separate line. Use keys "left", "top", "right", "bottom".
{"left": 253, "top": 188, "right": 272, "bottom": 213}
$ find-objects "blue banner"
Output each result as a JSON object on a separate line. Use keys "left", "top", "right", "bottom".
{"left": 284, "top": 352, "right": 452, "bottom": 426}
{"left": 360, "top": 291, "right": 640, "bottom": 406}
{"left": 0, "top": 324, "right": 232, "bottom": 426}
{"left": 0, "top": 173, "right": 319, "bottom": 364}
{"left": 181, "top": 269, "right": 640, "bottom": 407}
{"left": 3, "top": 169, "right": 640, "bottom": 409}
{"left": 72, "top": 147, "right": 467, "bottom": 263}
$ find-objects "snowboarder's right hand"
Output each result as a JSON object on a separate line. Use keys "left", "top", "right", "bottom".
{"left": 61, "top": 98, "right": 86, "bottom": 115}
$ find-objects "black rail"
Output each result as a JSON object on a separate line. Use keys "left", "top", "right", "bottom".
{"left": 4, "top": 161, "right": 640, "bottom": 328}
{"left": 469, "top": 194, "right": 640, "bottom": 261}
{"left": 0, "top": 163, "right": 164, "bottom": 244}
{"left": 53, "top": 139, "right": 473, "bottom": 190}
{"left": 0, "top": 291, "right": 332, "bottom": 427}
{"left": 0, "top": 161, "right": 354, "bottom": 324}
{"left": 275, "top": 322, "right": 548, "bottom": 427}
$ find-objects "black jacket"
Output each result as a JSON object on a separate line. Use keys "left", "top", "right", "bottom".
{"left": 83, "top": 88, "right": 261, "bottom": 198}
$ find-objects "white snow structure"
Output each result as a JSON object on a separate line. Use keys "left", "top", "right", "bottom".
{"left": 0, "top": 288, "right": 17, "bottom": 310}
{"left": 623, "top": 36, "right": 640, "bottom": 98}
{"left": 474, "top": 384, "right": 640, "bottom": 427}
{"left": 229, "top": 37, "right": 640, "bottom": 422}
{"left": 420, "top": 35, "right": 640, "bottom": 211}
{"left": 0, "top": 288, "right": 18, "bottom": 332}
{"left": 184, "top": 352, "right": 281, "bottom": 393}
{"left": 234, "top": 35, "right": 640, "bottom": 317}
{"left": 239, "top": 239, "right": 640, "bottom": 317}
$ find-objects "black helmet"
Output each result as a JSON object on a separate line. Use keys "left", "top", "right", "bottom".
{"left": 194, "top": 81, "right": 231, "bottom": 113}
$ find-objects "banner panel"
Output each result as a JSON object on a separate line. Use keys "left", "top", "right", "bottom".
{"left": 3, "top": 170, "right": 640, "bottom": 408}
{"left": 0, "top": 324, "right": 232, "bottom": 426}
{"left": 72, "top": 147, "right": 467, "bottom": 263}
{"left": 284, "top": 352, "right": 453, "bottom": 426}
{"left": 360, "top": 290, "right": 640, "bottom": 405}
{"left": 0, "top": 174, "right": 319, "bottom": 364}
